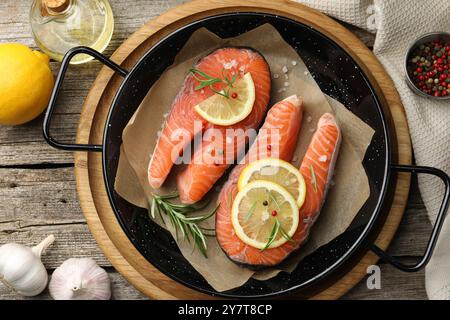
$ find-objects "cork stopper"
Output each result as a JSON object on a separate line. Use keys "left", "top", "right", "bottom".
{"left": 41, "top": 0, "right": 71, "bottom": 16}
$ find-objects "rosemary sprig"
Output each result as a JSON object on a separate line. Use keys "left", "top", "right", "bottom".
{"left": 244, "top": 201, "right": 257, "bottom": 223}
{"left": 310, "top": 164, "right": 318, "bottom": 193}
{"left": 279, "top": 224, "right": 295, "bottom": 243}
{"left": 267, "top": 191, "right": 281, "bottom": 210}
{"left": 150, "top": 193, "right": 218, "bottom": 257}
{"left": 222, "top": 68, "right": 239, "bottom": 88}
{"left": 261, "top": 219, "right": 280, "bottom": 251}
{"left": 261, "top": 219, "right": 294, "bottom": 251}
{"left": 189, "top": 67, "right": 240, "bottom": 99}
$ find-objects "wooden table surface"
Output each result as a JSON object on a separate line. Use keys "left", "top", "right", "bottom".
{"left": 0, "top": 0, "right": 430, "bottom": 300}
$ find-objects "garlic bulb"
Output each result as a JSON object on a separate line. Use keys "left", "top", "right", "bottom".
{"left": 0, "top": 235, "right": 55, "bottom": 296}
{"left": 49, "top": 258, "right": 111, "bottom": 300}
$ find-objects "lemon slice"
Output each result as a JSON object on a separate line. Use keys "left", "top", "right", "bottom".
{"left": 231, "top": 180, "right": 299, "bottom": 250}
{"left": 238, "top": 158, "right": 306, "bottom": 208}
{"left": 194, "top": 73, "right": 255, "bottom": 126}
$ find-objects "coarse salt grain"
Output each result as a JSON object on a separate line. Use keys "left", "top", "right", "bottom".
{"left": 223, "top": 59, "right": 237, "bottom": 69}
{"left": 273, "top": 73, "right": 279, "bottom": 79}
{"left": 278, "top": 88, "right": 287, "bottom": 93}
{"left": 284, "top": 82, "right": 289, "bottom": 87}
{"left": 282, "top": 66, "right": 288, "bottom": 73}
{"left": 304, "top": 71, "right": 309, "bottom": 76}
{"left": 261, "top": 210, "right": 270, "bottom": 222}
{"left": 292, "top": 60, "right": 297, "bottom": 66}
{"left": 306, "top": 116, "right": 312, "bottom": 123}
{"left": 309, "top": 128, "right": 315, "bottom": 133}
{"left": 319, "top": 155, "right": 328, "bottom": 162}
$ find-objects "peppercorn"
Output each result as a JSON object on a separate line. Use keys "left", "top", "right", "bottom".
{"left": 408, "top": 38, "right": 450, "bottom": 97}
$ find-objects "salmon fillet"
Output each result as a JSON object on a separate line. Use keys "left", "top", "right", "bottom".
{"left": 148, "top": 47, "right": 271, "bottom": 190}
{"left": 299, "top": 113, "right": 341, "bottom": 226}
{"left": 216, "top": 95, "right": 304, "bottom": 266}
{"left": 216, "top": 112, "right": 341, "bottom": 267}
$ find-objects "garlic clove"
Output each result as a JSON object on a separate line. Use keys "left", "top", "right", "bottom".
{"left": 49, "top": 258, "right": 111, "bottom": 300}
{"left": 0, "top": 235, "right": 54, "bottom": 297}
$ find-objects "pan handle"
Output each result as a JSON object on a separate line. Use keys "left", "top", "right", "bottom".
{"left": 370, "top": 164, "right": 450, "bottom": 272}
{"left": 43, "top": 46, "right": 129, "bottom": 152}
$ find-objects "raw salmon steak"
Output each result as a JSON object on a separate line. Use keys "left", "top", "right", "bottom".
{"left": 298, "top": 113, "right": 341, "bottom": 227}
{"left": 216, "top": 111, "right": 341, "bottom": 267}
{"left": 216, "top": 95, "right": 304, "bottom": 267}
{"left": 148, "top": 47, "right": 271, "bottom": 191}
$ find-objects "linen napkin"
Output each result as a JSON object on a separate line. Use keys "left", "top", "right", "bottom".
{"left": 295, "top": 0, "right": 450, "bottom": 300}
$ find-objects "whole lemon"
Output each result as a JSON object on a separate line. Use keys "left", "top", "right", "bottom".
{"left": 0, "top": 44, "right": 54, "bottom": 126}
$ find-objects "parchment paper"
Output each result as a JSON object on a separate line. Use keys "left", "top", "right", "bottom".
{"left": 114, "top": 24, "right": 375, "bottom": 292}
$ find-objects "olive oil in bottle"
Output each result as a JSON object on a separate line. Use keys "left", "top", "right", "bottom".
{"left": 30, "top": 0, "right": 114, "bottom": 64}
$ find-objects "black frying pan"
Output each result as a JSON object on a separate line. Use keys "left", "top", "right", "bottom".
{"left": 43, "top": 13, "right": 450, "bottom": 299}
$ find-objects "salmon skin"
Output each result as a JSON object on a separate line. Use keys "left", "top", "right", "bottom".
{"left": 216, "top": 111, "right": 341, "bottom": 268}
{"left": 216, "top": 95, "right": 304, "bottom": 267}
{"left": 148, "top": 47, "right": 271, "bottom": 192}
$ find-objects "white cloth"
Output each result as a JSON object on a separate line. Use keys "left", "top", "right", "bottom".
{"left": 295, "top": 0, "right": 450, "bottom": 300}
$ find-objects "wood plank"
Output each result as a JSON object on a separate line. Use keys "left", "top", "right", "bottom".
{"left": 0, "top": 115, "right": 78, "bottom": 166}
{"left": 0, "top": 167, "right": 428, "bottom": 262}
{"left": 0, "top": 168, "right": 110, "bottom": 268}
{"left": 0, "top": 0, "right": 418, "bottom": 300}
{"left": 343, "top": 258, "right": 427, "bottom": 300}
{"left": 0, "top": 261, "right": 427, "bottom": 300}
{"left": 0, "top": 270, "right": 147, "bottom": 300}
{"left": 387, "top": 181, "right": 431, "bottom": 257}
{"left": 0, "top": 0, "right": 189, "bottom": 165}
{"left": 74, "top": 0, "right": 411, "bottom": 300}
{"left": 0, "top": 0, "right": 375, "bottom": 166}
{"left": 0, "top": 167, "right": 429, "bottom": 299}
{"left": 0, "top": 223, "right": 111, "bottom": 269}
{"left": 0, "top": 168, "right": 430, "bottom": 257}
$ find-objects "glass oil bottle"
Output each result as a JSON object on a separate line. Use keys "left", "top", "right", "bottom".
{"left": 30, "top": 0, "right": 114, "bottom": 64}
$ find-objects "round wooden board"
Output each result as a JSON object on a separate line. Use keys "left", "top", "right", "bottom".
{"left": 74, "top": 0, "right": 412, "bottom": 300}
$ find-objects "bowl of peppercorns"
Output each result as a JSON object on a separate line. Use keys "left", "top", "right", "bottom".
{"left": 405, "top": 32, "right": 450, "bottom": 100}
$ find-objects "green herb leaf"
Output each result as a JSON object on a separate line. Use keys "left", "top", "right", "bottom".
{"left": 195, "top": 78, "right": 221, "bottom": 91}
{"left": 268, "top": 191, "right": 281, "bottom": 210}
{"left": 230, "top": 73, "right": 239, "bottom": 87}
{"left": 244, "top": 202, "right": 257, "bottom": 223}
{"left": 279, "top": 224, "right": 295, "bottom": 243}
{"left": 189, "top": 67, "right": 240, "bottom": 99}
{"left": 150, "top": 198, "right": 157, "bottom": 219}
{"left": 261, "top": 219, "right": 280, "bottom": 251}
{"left": 157, "top": 192, "right": 179, "bottom": 200}
{"left": 149, "top": 194, "right": 218, "bottom": 257}
{"left": 310, "top": 164, "right": 318, "bottom": 193}
{"left": 210, "top": 87, "right": 229, "bottom": 98}
{"left": 189, "top": 68, "right": 214, "bottom": 80}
